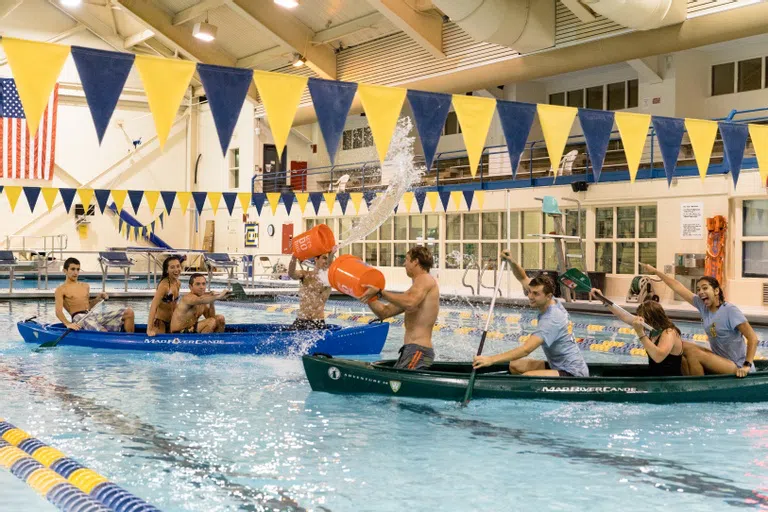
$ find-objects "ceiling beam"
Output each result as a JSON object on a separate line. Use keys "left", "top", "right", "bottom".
{"left": 124, "top": 28, "right": 155, "bottom": 48}
{"left": 227, "top": 0, "right": 337, "bottom": 79}
{"left": 0, "top": 0, "right": 23, "bottom": 20}
{"left": 627, "top": 58, "right": 662, "bottom": 84}
{"left": 0, "top": 24, "right": 88, "bottom": 66}
{"left": 560, "top": 0, "right": 596, "bottom": 23}
{"left": 172, "top": 0, "right": 228, "bottom": 26}
{"left": 236, "top": 45, "right": 291, "bottom": 69}
{"left": 313, "top": 12, "right": 385, "bottom": 45}
{"left": 365, "top": 0, "right": 443, "bottom": 59}
{"left": 49, "top": 0, "right": 126, "bottom": 51}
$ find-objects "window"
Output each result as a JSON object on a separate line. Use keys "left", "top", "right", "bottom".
{"left": 567, "top": 89, "right": 584, "bottom": 108}
{"left": 712, "top": 62, "right": 735, "bottom": 96}
{"left": 341, "top": 127, "right": 374, "bottom": 151}
{"left": 627, "top": 79, "right": 638, "bottom": 108}
{"left": 742, "top": 199, "right": 768, "bottom": 277}
{"left": 738, "top": 58, "right": 762, "bottom": 92}
{"left": 552, "top": 80, "right": 636, "bottom": 111}
{"left": 594, "top": 205, "right": 657, "bottom": 274}
{"left": 228, "top": 148, "right": 240, "bottom": 189}
{"left": 444, "top": 111, "right": 461, "bottom": 135}
{"left": 342, "top": 130, "right": 352, "bottom": 151}
{"left": 373, "top": 214, "right": 440, "bottom": 268}
{"left": 352, "top": 128, "right": 363, "bottom": 149}
{"left": 607, "top": 81, "right": 626, "bottom": 111}
{"left": 586, "top": 86, "right": 603, "bottom": 110}
{"left": 549, "top": 92, "right": 565, "bottom": 106}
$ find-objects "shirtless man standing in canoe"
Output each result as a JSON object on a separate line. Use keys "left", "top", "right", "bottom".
{"left": 359, "top": 246, "right": 439, "bottom": 370}
{"left": 288, "top": 247, "right": 336, "bottom": 329}
{"left": 54, "top": 257, "right": 135, "bottom": 332}
{"left": 170, "top": 274, "right": 229, "bottom": 334}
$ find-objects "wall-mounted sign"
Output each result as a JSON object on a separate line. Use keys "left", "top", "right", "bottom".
{"left": 244, "top": 223, "right": 259, "bottom": 247}
{"left": 680, "top": 202, "right": 704, "bottom": 239}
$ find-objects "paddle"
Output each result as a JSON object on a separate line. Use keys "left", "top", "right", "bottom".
{"left": 558, "top": 268, "right": 658, "bottom": 335}
{"left": 38, "top": 299, "right": 105, "bottom": 349}
{"left": 462, "top": 260, "right": 507, "bottom": 406}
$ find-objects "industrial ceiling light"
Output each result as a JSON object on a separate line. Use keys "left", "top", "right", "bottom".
{"left": 193, "top": 20, "right": 217, "bottom": 42}
{"left": 274, "top": 0, "right": 299, "bottom": 8}
{"left": 292, "top": 54, "right": 306, "bottom": 67}
{"left": 60, "top": 0, "right": 82, "bottom": 6}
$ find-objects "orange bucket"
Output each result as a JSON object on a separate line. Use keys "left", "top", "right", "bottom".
{"left": 292, "top": 224, "right": 336, "bottom": 260}
{"left": 328, "top": 254, "right": 386, "bottom": 302}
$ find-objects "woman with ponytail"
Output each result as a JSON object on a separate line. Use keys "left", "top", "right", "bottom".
{"left": 147, "top": 255, "right": 183, "bottom": 336}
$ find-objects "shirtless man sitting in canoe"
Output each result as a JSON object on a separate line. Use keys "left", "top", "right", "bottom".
{"left": 55, "top": 257, "right": 135, "bottom": 332}
{"left": 170, "top": 273, "right": 229, "bottom": 334}
{"left": 359, "top": 246, "right": 439, "bottom": 370}
{"left": 287, "top": 247, "right": 336, "bottom": 329}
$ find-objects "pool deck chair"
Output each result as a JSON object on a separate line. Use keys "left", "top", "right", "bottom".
{"left": 204, "top": 252, "right": 238, "bottom": 288}
{"left": 98, "top": 251, "right": 135, "bottom": 292}
{"left": 0, "top": 250, "right": 24, "bottom": 292}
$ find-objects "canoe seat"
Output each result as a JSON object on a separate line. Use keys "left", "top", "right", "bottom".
{"left": 98, "top": 251, "right": 134, "bottom": 292}
{"left": 204, "top": 252, "right": 238, "bottom": 288}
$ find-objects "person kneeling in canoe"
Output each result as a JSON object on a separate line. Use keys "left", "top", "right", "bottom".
{"left": 147, "top": 255, "right": 182, "bottom": 336}
{"left": 287, "top": 247, "right": 336, "bottom": 329}
{"left": 55, "top": 257, "right": 135, "bottom": 333}
{"left": 590, "top": 289, "right": 684, "bottom": 376}
{"left": 640, "top": 264, "right": 758, "bottom": 377}
{"left": 473, "top": 251, "right": 588, "bottom": 377}
{"left": 170, "top": 274, "right": 229, "bottom": 334}
{"left": 359, "top": 246, "right": 439, "bottom": 370}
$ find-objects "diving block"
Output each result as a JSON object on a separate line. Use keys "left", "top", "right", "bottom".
{"left": 0, "top": 250, "right": 25, "bottom": 292}
{"left": 98, "top": 251, "right": 135, "bottom": 292}
{"left": 203, "top": 252, "right": 238, "bottom": 289}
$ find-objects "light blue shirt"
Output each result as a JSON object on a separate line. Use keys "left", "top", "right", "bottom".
{"left": 693, "top": 296, "right": 748, "bottom": 366}
{"left": 532, "top": 299, "right": 589, "bottom": 377}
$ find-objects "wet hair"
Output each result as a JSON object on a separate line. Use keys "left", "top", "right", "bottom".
{"left": 161, "top": 255, "right": 183, "bottom": 283}
{"left": 63, "top": 257, "right": 80, "bottom": 270}
{"left": 406, "top": 246, "right": 434, "bottom": 271}
{"left": 696, "top": 276, "right": 725, "bottom": 303}
{"left": 528, "top": 275, "right": 555, "bottom": 296}
{"left": 636, "top": 300, "right": 680, "bottom": 337}
{"left": 189, "top": 273, "right": 206, "bottom": 286}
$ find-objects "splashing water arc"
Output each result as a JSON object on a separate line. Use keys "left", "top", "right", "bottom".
{"left": 338, "top": 117, "right": 423, "bottom": 247}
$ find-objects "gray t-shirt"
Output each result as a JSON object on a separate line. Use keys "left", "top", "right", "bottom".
{"left": 532, "top": 299, "right": 589, "bottom": 377}
{"left": 693, "top": 296, "right": 748, "bottom": 366}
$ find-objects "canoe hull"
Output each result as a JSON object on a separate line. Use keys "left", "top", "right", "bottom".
{"left": 17, "top": 322, "right": 388, "bottom": 356}
{"left": 303, "top": 356, "right": 768, "bottom": 403}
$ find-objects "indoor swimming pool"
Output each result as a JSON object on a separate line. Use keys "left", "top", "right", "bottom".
{"left": 1, "top": 298, "right": 768, "bottom": 511}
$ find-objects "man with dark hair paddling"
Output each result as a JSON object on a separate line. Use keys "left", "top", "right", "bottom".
{"left": 359, "top": 246, "right": 439, "bottom": 370}
{"left": 473, "top": 250, "right": 589, "bottom": 377}
{"left": 170, "top": 274, "right": 229, "bottom": 334}
{"left": 55, "top": 257, "right": 135, "bottom": 332}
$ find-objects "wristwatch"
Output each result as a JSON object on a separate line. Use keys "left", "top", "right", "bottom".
{"left": 376, "top": 290, "right": 384, "bottom": 300}
{"left": 743, "top": 361, "right": 753, "bottom": 368}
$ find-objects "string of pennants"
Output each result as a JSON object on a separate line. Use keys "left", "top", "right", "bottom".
{"left": 0, "top": 185, "right": 487, "bottom": 217}
{"left": 116, "top": 210, "right": 165, "bottom": 242}
{"left": 3, "top": 36, "right": 768, "bottom": 188}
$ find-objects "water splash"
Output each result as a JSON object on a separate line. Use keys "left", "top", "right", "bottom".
{"left": 339, "top": 117, "right": 423, "bottom": 246}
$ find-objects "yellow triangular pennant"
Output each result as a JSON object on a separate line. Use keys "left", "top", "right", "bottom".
{"left": 357, "top": 84, "right": 407, "bottom": 164}
{"left": 452, "top": 95, "right": 496, "bottom": 177}
{"left": 536, "top": 104, "right": 578, "bottom": 174}
{"left": 451, "top": 191, "right": 463, "bottom": 210}
{"left": 177, "top": 192, "right": 191, "bottom": 215}
{"left": 208, "top": 192, "right": 222, "bottom": 215}
{"left": 614, "top": 112, "right": 651, "bottom": 183}
{"left": 144, "top": 191, "right": 160, "bottom": 215}
{"left": 350, "top": 192, "right": 363, "bottom": 214}
{"left": 426, "top": 191, "right": 439, "bottom": 212}
{"left": 237, "top": 192, "right": 251, "bottom": 213}
{"left": 324, "top": 192, "right": 337, "bottom": 214}
{"left": 77, "top": 189, "right": 94, "bottom": 211}
{"left": 134, "top": 55, "right": 196, "bottom": 148}
{"left": 111, "top": 190, "right": 127, "bottom": 213}
{"left": 402, "top": 191, "right": 414, "bottom": 213}
{"left": 252, "top": 71, "right": 308, "bottom": 160}
{"left": 41, "top": 187, "right": 58, "bottom": 212}
{"left": 1, "top": 38, "right": 70, "bottom": 135}
{"left": 749, "top": 124, "right": 768, "bottom": 187}
{"left": 4, "top": 186, "right": 22, "bottom": 212}
{"left": 266, "top": 192, "right": 281, "bottom": 215}
{"left": 476, "top": 190, "right": 485, "bottom": 210}
{"left": 685, "top": 119, "right": 718, "bottom": 182}
{"left": 295, "top": 192, "right": 309, "bottom": 214}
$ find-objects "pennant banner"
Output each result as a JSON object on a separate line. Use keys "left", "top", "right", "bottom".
{"left": 198, "top": 64, "right": 254, "bottom": 155}
{"left": 414, "top": 189, "right": 427, "bottom": 213}
{"left": 41, "top": 187, "right": 58, "bottom": 212}
{"left": 475, "top": 190, "right": 485, "bottom": 210}
{"left": 250, "top": 192, "right": 265, "bottom": 216}
{"left": 295, "top": 192, "right": 309, "bottom": 214}
{"left": 77, "top": 188, "right": 94, "bottom": 212}
{"left": 253, "top": 71, "right": 308, "bottom": 160}
{"left": 536, "top": 104, "right": 578, "bottom": 176}
{"left": 614, "top": 112, "right": 651, "bottom": 183}
{"left": 308, "top": 192, "right": 323, "bottom": 215}
{"left": 208, "top": 192, "right": 222, "bottom": 215}
{"left": 145, "top": 190, "right": 160, "bottom": 214}
{"left": 308, "top": 78, "right": 357, "bottom": 165}
{"left": 177, "top": 191, "right": 192, "bottom": 215}
{"left": 128, "top": 190, "right": 144, "bottom": 215}
{"left": 94, "top": 189, "right": 111, "bottom": 214}
{"left": 357, "top": 84, "right": 407, "bottom": 164}
{"left": 749, "top": 124, "right": 768, "bottom": 187}
{"left": 4, "top": 185, "right": 21, "bottom": 213}
{"left": 462, "top": 190, "right": 474, "bottom": 210}
{"left": 651, "top": 116, "right": 685, "bottom": 186}
{"left": 323, "top": 192, "right": 337, "bottom": 214}
{"left": 192, "top": 191, "right": 207, "bottom": 215}
{"left": 452, "top": 95, "right": 496, "bottom": 177}
{"left": 438, "top": 190, "right": 451, "bottom": 212}
{"left": 266, "top": 192, "right": 281, "bottom": 215}
{"left": 337, "top": 192, "right": 350, "bottom": 214}
{"left": 161, "top": 191, "right": 176, "bottom": 215}
{"left": 238, "top": 192, "right": 251, "bottom": 214}
{"left": 59, "top": 188, "right": 76, "bottom": 214}
{"left": 578, "top": 109, "right": 614, "bottom": 182}
{"left": 451, "top": 190, "right": 463, "bottom": 210}
{"left": 402, "top": 191, "right": 414, "bottom": 213}
{"left": 426, "top": 191, "right": 439, "bottom": 212}
{"left": 23, "top": 186, "right": 41, "bottom": 212}
{"left": 349, "top": 192, "right": 363, "bottom": 214}
{"left": 719, "top": 122, "right": 749, "bottom": 186}
{"left": 223, "top": 192, "right": 238, "bottom": 215}
{"left": 111, "top": 189, "right": 127, "bottom": 213}
{"left": 406, "top": 90, "right": 452, "bottom": 171}
{"left": 685, "top": 119, "right": 718, "bottom": 182}
{"left": 281, "top": 191, "right": 295, "bottom": 215}
{"left": 497, "top": 101, "right": 536, "bottom": 178}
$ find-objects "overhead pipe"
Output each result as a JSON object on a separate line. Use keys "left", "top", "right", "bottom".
{"left": 582, "top": 0, "right": 686, "bottom": 30}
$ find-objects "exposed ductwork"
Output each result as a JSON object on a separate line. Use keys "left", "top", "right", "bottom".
{"left": 581, "top": 0, "right": 686, "bottom": 30}
{"left": 430, "top": 0, "right": 555, "bottom": 53}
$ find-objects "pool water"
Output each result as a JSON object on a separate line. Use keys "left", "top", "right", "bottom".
{"left": 1, "top": 298, "right": 768, "bottom": 511}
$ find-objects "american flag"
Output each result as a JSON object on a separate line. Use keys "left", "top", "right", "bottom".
{"left": 0, "top": 79, "right": 58, "bottom": 180}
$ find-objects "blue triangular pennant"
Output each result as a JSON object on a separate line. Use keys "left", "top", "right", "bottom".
{"left": 192, "top": 192, "right": 207, "bottom": 215}
{"left": 128, "top": 190, "right": 144, "bottom": 214}
{"left": 337, "top": 192, "right": 350, "bottom": 214}
{"left": 71, "top": 46, "right": 135, "bottom": 144}
{"left": 252, "top": 193, "right": 266, "bottom": 216}
{"left": 281, "top": 192, "right": 295, "bottom": 215}
{"left": 160, "top": 191, "right": 176, "bottom": 215}
{"left": 197, "top": 64, "right": 254, "bottom": 155}
{"left": 414, "top": 189, "right": 427, "bottom": 213}
{"left": 94, "top": 189, "right": 111, "bottom": 214}
{"left": 496, "top": 101, "right": 536, "bottom": 178}
{"left": 719, "top": 122, "right": 749, "bottom": 186}
{"left": 463, "top": 190, "right": 474, "bottom": 210}
{"left": 407, "top": 90, "right": 452, "bottom": 171}
{"left": 309, "top": 192, "right": 323, "bottom": 214}
{"left": 438, "top": 190, "right": 451, "bottom": 211}
{"left": 308, "top": 77, "right": 357, "bottom": 165}
{"left": 578, "top": 109, "right": 614, "bottom": 182}
{"left": 59, "top": 188, "right": 76, "bottom": 214}
{"left": 222, "top": 192, "right": 237, "bottom": 215}
{"left": 159, "top": 212, "right": 164, "bottom": 229}
{"left": 652, "top": 116, "right": 685, "bottom": 186}
{"left": 363, "top": 191, "right": 377, "bottom": 210}
{"left": 23, "top": 187, "right": 41, "bottom": 212}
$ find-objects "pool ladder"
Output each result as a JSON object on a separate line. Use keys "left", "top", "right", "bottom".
{"left": 462, "top": 256, "right": 502, "bottom": 297}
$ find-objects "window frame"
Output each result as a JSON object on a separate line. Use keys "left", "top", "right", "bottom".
{"left": 593, "top": 205, "right": 657, "bottom": 275}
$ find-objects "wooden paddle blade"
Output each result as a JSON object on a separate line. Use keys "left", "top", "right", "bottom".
{"left": 559, "top": 268, "right": 592, "bottom": 293}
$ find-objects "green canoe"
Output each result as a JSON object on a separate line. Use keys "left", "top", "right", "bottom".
{"left": 303, "top": 355, "right": 768, "bottom": 403}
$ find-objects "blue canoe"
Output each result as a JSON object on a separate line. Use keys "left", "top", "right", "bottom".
{"left": 16, "top": 321, "right": 389, "bottom": 356}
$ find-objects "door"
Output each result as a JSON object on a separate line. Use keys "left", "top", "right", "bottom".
{"left": 281, "top": 223, "right": 294, "bottom": 255}
{"left": 263, "top": 144, "right": 287, "bottom": 193}
{"left": 290, "top": 160, "right": 307, "bottom": 191}
{"left": 226, "top": 219, "right": 240, "bottom": 253}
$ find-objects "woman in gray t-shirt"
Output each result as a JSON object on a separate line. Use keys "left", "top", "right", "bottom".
{"left": 641, "top": 265, "right": 757, "bottom": 378}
